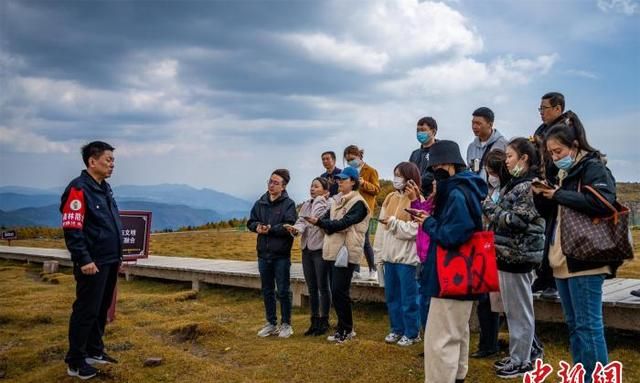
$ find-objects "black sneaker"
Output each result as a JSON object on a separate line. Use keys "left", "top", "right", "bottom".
{"left": 67, "top": 363, "right": 98, "bottom": 380}
{"left": 494, "top": 357, "right": 511, "bottom": 370}
{"left": 496, "top": 361, "right": 533, "bottom": 379}
{"left": 85, "top": 352, "right": 118, "bottom": 365}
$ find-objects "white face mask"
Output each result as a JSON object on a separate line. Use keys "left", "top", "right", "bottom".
{"left": 488, "top": 175, "right": 500, "bottom": 188}
{"left": 393, "top": 176, "right": 406, "bottom": 191}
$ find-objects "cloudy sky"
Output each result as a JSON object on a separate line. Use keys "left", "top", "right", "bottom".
{"left": 1, "top": 0, "right": 638, "bottom": 203}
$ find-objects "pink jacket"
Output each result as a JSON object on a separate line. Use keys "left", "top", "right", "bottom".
{"left": 412, "top": 198, "right": 434, "bottom": 263}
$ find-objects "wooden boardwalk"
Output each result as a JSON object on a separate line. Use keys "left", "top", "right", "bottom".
{"left": 1, "top": 245, "right": 638, "bottom": 331}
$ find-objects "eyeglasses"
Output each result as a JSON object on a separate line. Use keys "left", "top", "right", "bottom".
{"left": 268, "top": 179, "right": 283, "bottom": 186}
{"left": 538, "top": 106, "right": 553, "bottom": 112}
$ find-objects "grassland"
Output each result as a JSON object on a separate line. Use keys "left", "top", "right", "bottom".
{"left": 9, "top": 229, "right": 640, "bottom": 278}
{"left": 1, "top": 260, "right": 639, "bottom": 383}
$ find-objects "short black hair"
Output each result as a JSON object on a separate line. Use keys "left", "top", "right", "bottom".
{"left": 542, "top": 92, "right": 565, "bottom": 112}
{"left": 321, "top": 151, "right": 336, "bottom": 161}
{"left": 82, "top": 141, "right": 115, "bottom": 167}
{"left": 271, "top": 169, "right": 290, "bottom": 185}
{"left": 472, "top": 107, "right": 494, "bottom": 123}
{"left": 417, "top": 116, "right": 437, "bottom": 132}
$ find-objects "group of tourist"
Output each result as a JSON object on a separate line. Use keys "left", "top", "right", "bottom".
{"left": 59, "top": 92, "right": 627, "bottom": 382}
{"left": 245, "top": 92, "right": 624, "bottom": 383}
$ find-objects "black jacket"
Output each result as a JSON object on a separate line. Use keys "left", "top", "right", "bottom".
{"left": 247, "top": 191, "right": 297, "bottom": 259}
{"left": 533, "top": 152, "right": 621, "bottom": 275}
{"left": 60, "top": 170, "right": 123, "bottom": 266}
{"left": 409, "top": 141, "right": 437, "bottom": 175}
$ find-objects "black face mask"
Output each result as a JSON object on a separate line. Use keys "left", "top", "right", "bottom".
{"left": 433, "top": 168, "right": 451, "bottom": 181}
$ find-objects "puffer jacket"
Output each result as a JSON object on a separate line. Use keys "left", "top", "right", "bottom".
{"left": 483, "top": 173, "right": 545, "bottom": 273}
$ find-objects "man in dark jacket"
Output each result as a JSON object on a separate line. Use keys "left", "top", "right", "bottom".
{"left": 409, "top": 116, "right": 438, "bottom": 176}
{"left": 320, "top": 151, "right": 342, "bottom": 196}
{"left": 61, "top": 141, "right": 123, "bottom": 380}
{"left": 531, "top": 92, "right": 565, "bottom": 298}
{"left": 248, "top": 169, "right": 298, "bottom": 338}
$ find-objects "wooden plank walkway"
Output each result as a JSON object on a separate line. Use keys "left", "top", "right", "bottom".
{"left": 1, "top": 245, "right": 638, "bottom": 331}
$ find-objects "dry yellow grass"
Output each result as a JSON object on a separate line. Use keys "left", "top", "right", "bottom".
{"left": 1, "top": 260, "right": 638, "bottom": 383}
{"left": 9, "top": 229, "right": 640, "bottom": 277}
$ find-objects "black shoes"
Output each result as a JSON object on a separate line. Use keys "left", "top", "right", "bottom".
{"left": 85, "top": 351, "right": 118, "bottom": 365}
{"left": 67, "top": 363, "right": 98, "bottom": 380}
{"left": 304, "top": 317, "right": 318, "bottom": 336}
{"left": 496, "top": 361, "right": 533, "bottom": 379}
{"left": 471, "top": 349, "right": 499, "bottom": 358}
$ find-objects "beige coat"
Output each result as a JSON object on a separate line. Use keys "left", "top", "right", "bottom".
{"left": 373, "top": 192, "right": 420, "bottom": 266}
{"left": 322, "top": 191, "right": 371, "bottom": 264}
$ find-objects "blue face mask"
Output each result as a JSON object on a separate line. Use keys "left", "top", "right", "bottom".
{"left": 348, "top": 159, "right": 361, "bottom": 168}
{"left": 554, "top": 154, "right": 574, "bottom": 170}
{"left": 417, "top": 132, "right": 430, "bottom": 144}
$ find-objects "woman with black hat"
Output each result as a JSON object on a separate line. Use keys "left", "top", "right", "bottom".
{"left": 413, "top": 140, "right": 488, "bottom": 383}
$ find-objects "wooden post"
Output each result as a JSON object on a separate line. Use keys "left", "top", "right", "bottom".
{"left": 42, "top": 261, "right": 59, "bottom": 274}
{"left": 192, "top": 279, "right": 201, "bottom": 292}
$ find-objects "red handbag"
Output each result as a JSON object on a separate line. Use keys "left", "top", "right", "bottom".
{"left": 436, "top": 231, "right": 500, "bottom": 297}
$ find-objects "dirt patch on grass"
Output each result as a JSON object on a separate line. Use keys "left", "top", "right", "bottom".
{"left": 38, "top": 344, "right": 65, "bottom": 362}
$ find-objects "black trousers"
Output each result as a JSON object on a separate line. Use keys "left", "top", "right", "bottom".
{"left": 476, "top": 293, "right": 500, "bottom": 352}
{"left": 65, "top": 262, "right": 119, "bottom": 366}
{"left": 330, "top": 261, "right": 357, "bottom": 333}
{"left": 356, "top": 228, "right": 377, "bottom": 273}
{"left": 301, "top": 248, "right": 331, "bottom": 318}
{"left": 532, "top": 256, "right": 557, "bottom": 292}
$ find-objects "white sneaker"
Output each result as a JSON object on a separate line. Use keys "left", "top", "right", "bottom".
{"left": 384, "top": 332, "right": 402, "bottom": 343}
{"left": 397, "top": 335, "right": 421, "bottom": 346}
{"left": 257, "top": 323, "right": 278, "bottom": 337}
{"left": 368, "top": 271, "right": 378, "bottom": 281}
{"left": 352, "top": 272, "right": 362, "bottom": 280}
{"left": 278, "top": 323, "right": 293, "bottom": 338}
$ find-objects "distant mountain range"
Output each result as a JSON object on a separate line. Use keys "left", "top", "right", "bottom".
{"left": 0, "top": 184, "right": 252, "bottom": 230}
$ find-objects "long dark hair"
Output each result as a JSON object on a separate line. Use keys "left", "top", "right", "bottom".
{"left": 484, "top": 149, "right": 511, "bottom": 186}
{"left": 507, "top": 138, "right": 541, "bottom": 178}
{"left": 545, "top": 111, "right": 603, "bottom": 159}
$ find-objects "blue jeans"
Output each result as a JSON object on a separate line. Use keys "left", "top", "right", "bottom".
{"left": 258, "top": 257, "right": 292, "bottom": 325}
{"left": 383, "top": 262, "right": 420, "bottom": 339}
{"left": 555, "top": 275, "right": 608, "bottom": 382}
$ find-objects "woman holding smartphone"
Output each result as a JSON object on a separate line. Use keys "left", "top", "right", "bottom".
{"left": 286, "top": 177, "right": 331, "bottom": 336}
{"left": 373, "top": 162, "right": 423, "bottom": 346}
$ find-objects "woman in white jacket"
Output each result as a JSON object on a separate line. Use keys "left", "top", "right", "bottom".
{"left": 286, "top": 177, "right": 331, "bottom": 336}
{"left": 373, "top": 162, "right": 422, "bottom": 346}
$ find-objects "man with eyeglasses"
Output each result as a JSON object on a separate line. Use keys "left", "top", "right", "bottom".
{"left": 248, "top": 169, "right": 298, "bottom": 339}
{"left": 531, "top": 92, "right": 566, "bottom": 302}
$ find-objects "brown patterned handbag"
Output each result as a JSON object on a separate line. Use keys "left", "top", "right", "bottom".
{"left": 560, "top": 185, "right": 634, "bottom": 262}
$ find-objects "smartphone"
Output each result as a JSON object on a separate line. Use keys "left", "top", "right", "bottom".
{"left": 532, "top": 180, "right": 553, "bottom": 190}
{"left": 404, "top": 208, "right": 420, "bottom": 217}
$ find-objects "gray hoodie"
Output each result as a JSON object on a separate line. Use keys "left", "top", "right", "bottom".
{"left": 466, "top": 129, "right": 508, "bottom": 181}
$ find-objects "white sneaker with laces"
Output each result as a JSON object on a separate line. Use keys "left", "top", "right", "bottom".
{"left": 368, "top": 271, "right": 378, "bottom": 281}
{"left": 278, "top": 323, "right": 293, "bottom": 338}
{"left": 257, "top": 323, "right": 278, "bottom": 337}
{"left": 384, "top": 332, "right": 402, "bottom": 343}
{"left": 397, "top": 335, "right": 421, "bottom": 346}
